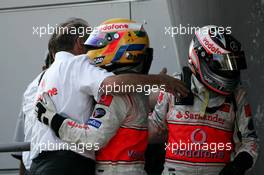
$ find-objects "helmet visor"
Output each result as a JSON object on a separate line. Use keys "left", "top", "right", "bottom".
{"left": 84, "top": 23, "right": 143, "bottom": 49}
{"left": 84, "top": 30, "right": 108, "bottom": 48}
{"left": 211, "top": 51, "right": 247, "bottom": 71}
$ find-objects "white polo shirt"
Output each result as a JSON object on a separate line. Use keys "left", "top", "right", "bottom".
{"left": 12, "top": 72, "right": 44, "bottom": 170}
{"left": 30, "top": 51, "right": 113, "bottom": 160}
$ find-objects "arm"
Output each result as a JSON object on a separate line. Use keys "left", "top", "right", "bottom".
{"left": 77, "top": 57, "right": 188, "bottom": 101}
{"left": 101, "top": 74, "right": 189, "bottom": 98}
{"left": 13, "top": 109, "right": 25, "bottom": 143}
{"left": 35, "top": 93, "right": 129, "bottom": 149}
{"left": 148, "top": 91, "right": 170, "bottom": 143}
{"left": 233, "top": 89, "right": 258, "bottom": 165}
{"left": 12, "top": 104, "right": 27, "bottom": 175}
{"left": 11, "top": 105, "right": 25, "bottom": 160}
{"left": 220, "top": 88, "right": 258, "bottom": 175}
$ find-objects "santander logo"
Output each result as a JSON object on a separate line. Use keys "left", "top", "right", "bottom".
{"left": 175, "top": 111, "right": 225, "bottom": 125}
{"left": 203, "top": 37, "right": 223, "bottom": 54}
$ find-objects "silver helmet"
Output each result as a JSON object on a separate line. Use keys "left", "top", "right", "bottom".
{"left": 188, "top": 25, "right": 247, "bottom": 96}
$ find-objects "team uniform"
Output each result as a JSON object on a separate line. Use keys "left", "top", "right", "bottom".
{"left": 149, "top": 75, "right": 258, "bottom": 175}
{"left": 30, "top": 51, "right": 113, "bottom": 175}
{"left": 43, "top": 93, "right": 149, "bottom": 175}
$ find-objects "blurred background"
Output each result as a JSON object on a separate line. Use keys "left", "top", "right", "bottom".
{"left": 0, "top": 0, "right": 263, "bottom": 174}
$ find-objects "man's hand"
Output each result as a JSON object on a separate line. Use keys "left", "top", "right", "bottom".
{"left": 219, "top": 152, "right": 253, "bottom": 175}
{"left": 35, "top": 92, "right": 57, "bottom": 126}
{"left": 160, "top": 74, "right": 188, "bottom": 98}
{"left": 159, "top": 67, "right": 188, "bottom": 98}
{"left": 219, "top": 162, "right": 246, "bottom": 175}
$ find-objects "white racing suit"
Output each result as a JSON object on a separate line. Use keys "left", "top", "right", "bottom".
{"left": 51, "top": 93, "right": 149, "bottom": 175}
{"left": 149, "top": 75, "right": 258, "bottom": 175}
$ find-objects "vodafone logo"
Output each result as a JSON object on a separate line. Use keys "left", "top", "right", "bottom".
{"left": 100, "top": 23, "right": 129, "bottom": 31}
{"left": 93, "top": 23, "right": 142, "bottom": 34}
{"left": 191, "top": 128, "right": 207, "bottom": 144}
{"left": 203, "top": 37, "right": 223, "bottom": 54}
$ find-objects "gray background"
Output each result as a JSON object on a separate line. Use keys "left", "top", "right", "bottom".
{"left": 0, "top": 0, "right": 263, "bottom": 174}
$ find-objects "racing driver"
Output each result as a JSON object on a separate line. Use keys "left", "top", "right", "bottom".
{"left": 35, "top": 18, "right": 156, "bottom": 175}
{"left": 149, "top": 25, "right": 258, "bottom": 175}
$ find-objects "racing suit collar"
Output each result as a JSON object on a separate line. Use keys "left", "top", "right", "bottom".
{"left": 191, "top": 75, "right": 226, "bottom": 108}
